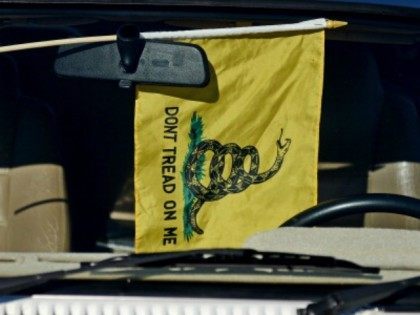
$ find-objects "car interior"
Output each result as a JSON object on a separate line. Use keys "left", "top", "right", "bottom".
{"left": 0, "top": 9, "right": 419, "bottom": 253}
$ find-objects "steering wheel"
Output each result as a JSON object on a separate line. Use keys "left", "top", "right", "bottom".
{"left": 280, "top": 193, "right": 420, "bottom": 227}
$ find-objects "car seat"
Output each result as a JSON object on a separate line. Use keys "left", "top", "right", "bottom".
{"left": 0, "top": 55, "right": 70, "bottom": 251}
{"left": 366, "top": 85, "right": 420, "bottom": 229}
{"left": 319, "top": 41, "right": 420, "bottom": 229}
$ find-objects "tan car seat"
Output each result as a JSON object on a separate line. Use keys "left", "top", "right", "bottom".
{"left": 318, "top": 42, "right": 420, "bottom": 229}
{"left": 0, "top": 56, "right": 70, "bottom": 252}
{"left": 366, "top": 87, "right": 420, "bottom": 229}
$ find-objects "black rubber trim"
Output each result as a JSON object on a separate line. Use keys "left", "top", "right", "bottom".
{"left": 280, "top": 193, "right": 420, "bottom": 227}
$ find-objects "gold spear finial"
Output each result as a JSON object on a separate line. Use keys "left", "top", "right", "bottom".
{"left": 326, "top": 20, "right": 348, "bottom": 29}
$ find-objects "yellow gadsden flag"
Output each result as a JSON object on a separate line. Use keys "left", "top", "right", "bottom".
{"left": 135, "top": 31, "right": 324, "bottom": 252}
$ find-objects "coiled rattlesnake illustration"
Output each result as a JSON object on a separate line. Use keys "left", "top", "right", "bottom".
{"left": 183, "top": 129, "right": 291, "bottom": 235}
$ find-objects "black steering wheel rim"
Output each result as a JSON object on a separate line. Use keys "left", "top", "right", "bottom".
{"left": 280, "top": 193, "right": 420, "bottom": 227}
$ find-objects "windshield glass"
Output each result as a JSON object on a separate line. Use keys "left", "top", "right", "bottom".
{"left": 0, "top": 1, "right": 419, "bottom": 293}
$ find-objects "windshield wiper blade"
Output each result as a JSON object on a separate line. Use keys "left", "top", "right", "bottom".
{"left": 299, "top": 275, "right": 420, "bottom": 315}
{"left": 106, "top": 249, "right": 379, "bottom": 272}
{"left": 0, "top": 249, "right": 379, "bottom": 295}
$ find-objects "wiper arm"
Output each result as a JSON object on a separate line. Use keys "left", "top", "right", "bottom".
{"left": 300, "top": 275, "right": 420, "bottom": 315}
{"left": 0, "top": 248, "right": 379, "bottom": 294}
